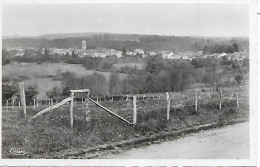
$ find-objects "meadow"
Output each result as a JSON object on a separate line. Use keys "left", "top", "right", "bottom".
{"left": 2, "top": 87, "right": 249, "bottom": 158}
{"left": 2, "top": 62, "right": 127, "bottom": 98}
{"left": 112, "top": 62, "right": 144, "bottom": 70}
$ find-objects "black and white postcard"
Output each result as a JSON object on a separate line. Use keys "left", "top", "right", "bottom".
{"left": 0, "top": 0, "right": 258, "bottom": 166}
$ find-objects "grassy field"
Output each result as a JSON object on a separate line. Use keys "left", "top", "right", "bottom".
{"left": 2, "top": 87, "right": 249, "bottom": 158}
{"left": 2, "top": 62, "right": 127, "bottom": 98}
{"left": 112, "top": 63, "right": 144, "bottom": 70}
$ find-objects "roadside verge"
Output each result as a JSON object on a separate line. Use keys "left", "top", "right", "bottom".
{"left": 43, "top": 117, "right": 248, "bottom": 159}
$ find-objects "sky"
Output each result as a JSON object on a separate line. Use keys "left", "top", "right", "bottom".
{"left": 2, "top": 3, "right": 249, "bottom": 37}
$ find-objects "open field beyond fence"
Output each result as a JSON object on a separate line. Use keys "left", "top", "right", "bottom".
{"left": 2, "top": 87, "right": 249, "bottom": 158}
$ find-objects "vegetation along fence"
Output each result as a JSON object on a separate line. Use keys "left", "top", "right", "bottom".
{"left": 4, "top": 81, "right": 246, "bottom": 129}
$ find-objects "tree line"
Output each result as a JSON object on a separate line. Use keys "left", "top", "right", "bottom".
{"left": 2, "top": 53, "right": 248, "bottom": 104}
{"left": 3, "top": 35, "right": 248, "bottom": 53}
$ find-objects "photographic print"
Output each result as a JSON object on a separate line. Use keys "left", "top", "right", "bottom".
{"left": 1, "top": 0, "right": 257, "bottom": 164}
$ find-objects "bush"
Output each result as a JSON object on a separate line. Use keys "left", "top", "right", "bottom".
{"left": 235, "top": 74, "right": 243, "bottom": 84}
{"left": 2, "top": 84, "right": 18, "bottom": 103}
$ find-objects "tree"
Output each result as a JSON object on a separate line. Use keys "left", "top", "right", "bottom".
{"left": 88, "top": 73, "right": 109, "bottom": 96}
{"left": 203, "top": 57, "right": 220, "bottom": 90}
{"left": 62, "top": 85, "right": 71, "bottom": 98}
{"left": 145, "top": 55, "right": 166, "bottom": 73}
{"left": 2, "top": 48, "right": 10, "bottom": 65}
{"left": 231, "top": 59, "right": 239, "bottom": 69}
{"left": 109, "top": 73, "right": 123, "bottom": 95}
{"left": 72, "top": 50, "right": 78, "bottom": 58}
{"left": 25, "top": 86, "right": 39, "bottom": 105}
{"left": 122, "top": 74, "right": 140, "bottom": 94}
{"left": 46, "top": 86, "right": 62, "bottom": 100}
{"left": 122, "top": 46, "right": 126, "bottom": 57}
{"left": 23, "top": 48, "right": 30, "bottom": 57}
{"left": 44, "top": 48, "right": 50, "bottom": 57}
{"left": 168, "top": 61, "right": 195, "bottom": 92}
{"left": 232, "top": 43, "right": 239, "bottom": 52}
{"left": 235, "top": 74, "right": 243, "bottom": 85}
{"left": 2, "top": 84, "right": 18, "bottom": 103}
{"left": 153, "top": 70, "right": 171, "bottom": 92}
{"left": 84, "top": 57, "right": 98, "bottom": 69}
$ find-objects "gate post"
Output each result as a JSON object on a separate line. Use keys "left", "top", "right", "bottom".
{"left": 70, "top": 92, "right": 74, "bottom": 128}
{"left": 219, "top": 89, "right": 223, "bottom": 109}
{"left": 19, "top": 81, "right": 26, "bottom": 117}
{"left": 133, "top": 96, "right": 137, "bottom": 124}
{"left": 195, "top": 90, "right": 198, "bottom": 113}
{"left": 167, "top": 99, "right": 170, "bottom": 120}
{"left": 85, "top": 92, "right": 90, "bottom": 122}
{"left": 166, "top": 92, "right": 169, "bottom": 100}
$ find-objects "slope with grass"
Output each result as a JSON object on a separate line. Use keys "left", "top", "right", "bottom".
{"left": 2, "top": 88, "right": 249, "bottom": 158}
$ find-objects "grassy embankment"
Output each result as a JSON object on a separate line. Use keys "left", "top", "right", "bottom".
{"left": 2, "top": 87, "right": 249, "bottom": 158}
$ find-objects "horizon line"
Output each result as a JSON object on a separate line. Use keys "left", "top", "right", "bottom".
{"left": 2, "top": 31, "right": 249, "bottom": 39}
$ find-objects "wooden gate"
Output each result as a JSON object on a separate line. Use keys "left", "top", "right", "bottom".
{"left": 30, "top": 89, "right": 133, "bottom": 128}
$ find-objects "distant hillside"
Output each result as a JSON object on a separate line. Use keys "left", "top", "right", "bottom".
{"left": 2, "top": 33, "right": 249, "bottom": 52}
{"left": 38, "top": 32, "right": 140, "bottom": 41}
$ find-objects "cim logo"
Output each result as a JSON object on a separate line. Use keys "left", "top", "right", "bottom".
{"left": 10, "top": 147, "right": 27, "bottom": 156}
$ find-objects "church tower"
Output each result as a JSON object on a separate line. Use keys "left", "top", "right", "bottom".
{"left": 82, "top": 39, "right": 86, "bottom": 50}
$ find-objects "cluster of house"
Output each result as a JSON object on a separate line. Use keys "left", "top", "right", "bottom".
{"left": 5, "top": 40, "right": 249, "bottom": 61}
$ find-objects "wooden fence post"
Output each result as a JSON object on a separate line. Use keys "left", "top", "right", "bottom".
{"left": 36, "top": 98, "right": 39, "bottom": 107}
{"left": 19, "top": 82, "right": 26, "bottom": 116}
{"left": 48, "top": 99, "right": 50, "bottom": 106}
{"left": 74, "top": 99, "right": 77, "bottom": 106}
{"left": 12, "top": 99, "right": 14, "bottom": 111}
{"left": 195, "top": 90, "right": 198, "bottom": 113}
{"left": 82, "top": 98, "right": 84, "bottom": 104}
{"left": 85, "top": 92, "right": 90, "bottom": 122}
{"left": 33, "top": 99, "right": 36, "bottom": 109}
{"left": 219, "top": 89, "right": 223, "bottom": 109}
{"left": 51, "top": 98, "right": 53, "bottom": 106}
{"left": 236, "top": 90, "right": 239, "bottom": 108}
{"left": 133, "top": 96, "right": 137, "bottom": 125}
{"left": 18, "top": 100, "right": 21, "bottom": 108}
{"left": 166, "top": 92, "right": 169, "bottom": 100}
{"left": 97, "top": 97, "right": 99, "bottom": 102}
{"left": 70, "top": 92, "right": 74, "bottom": 128}
{"left": 111, "top": 96, "right": 113, "bottom": 102}
{"left": 143, "top": 94, "right": 145, "bottom": 100}
{"left": 167, "top": 99, "right": 170, "bottom": 120}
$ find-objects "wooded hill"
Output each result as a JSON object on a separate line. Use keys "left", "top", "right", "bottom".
{"left": 3, "top": 33, "right": 249, "bottom": 52}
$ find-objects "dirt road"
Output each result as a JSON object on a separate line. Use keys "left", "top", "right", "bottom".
{"left": 104, "top": 122, "right": 249, "bottom": 159}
